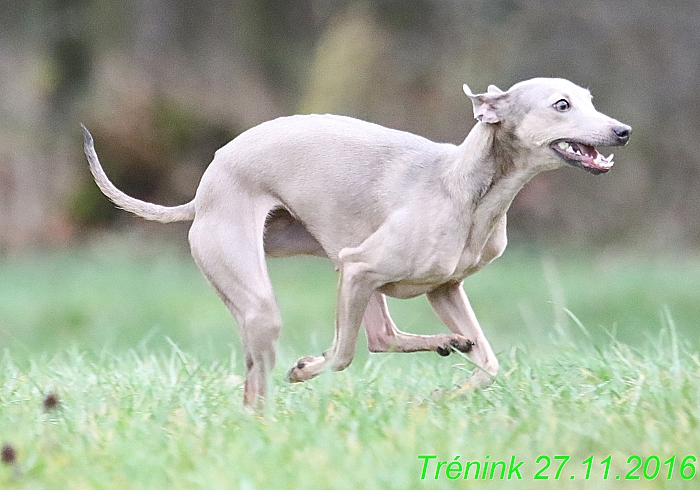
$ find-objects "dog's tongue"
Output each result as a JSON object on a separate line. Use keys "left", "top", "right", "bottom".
{"left": 571, "top": 142, "right": 596, "bottom": 157}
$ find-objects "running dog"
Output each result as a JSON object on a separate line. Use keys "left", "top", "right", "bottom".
{"left": 82, "top": 77, "right": 631, "bottom": 409}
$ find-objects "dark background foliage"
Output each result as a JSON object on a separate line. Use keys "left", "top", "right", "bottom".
{"left": 0, "top": 0, "right": 697, "bottom": 251}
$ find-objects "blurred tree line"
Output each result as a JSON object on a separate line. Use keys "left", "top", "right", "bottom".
{"left": 0, "top": 0, "right": 698, "bottom": 251}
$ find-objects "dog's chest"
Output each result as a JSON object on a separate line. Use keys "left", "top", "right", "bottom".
{"left": 378, "top": 217, "right": 507, "bottom": 299}
{"left": 454, "top": 215, "right": 508, "bottom": 279}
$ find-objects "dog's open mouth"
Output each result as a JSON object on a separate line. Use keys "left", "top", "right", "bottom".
{"left": 550, "top": 141, "right": 614, "bottom": 175}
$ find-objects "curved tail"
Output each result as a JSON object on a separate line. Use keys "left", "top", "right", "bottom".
{"left": 81, "top": 125, "right": 195, "bottom": 223}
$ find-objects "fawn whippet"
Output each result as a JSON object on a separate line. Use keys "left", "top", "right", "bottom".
{"left": 83, "top": 77, "right": 631, "bottom": 409}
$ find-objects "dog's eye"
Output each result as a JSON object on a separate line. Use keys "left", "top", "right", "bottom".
{"left": 553, "top": 99, "right": 570, "bottom": 112}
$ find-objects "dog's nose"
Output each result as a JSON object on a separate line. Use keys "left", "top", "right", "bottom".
{"left": 613, "top": 125, "right": 632, "bottom": 144}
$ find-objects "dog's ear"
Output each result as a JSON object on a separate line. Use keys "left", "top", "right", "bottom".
{"left": 487, "top": 85, "right": 504, "bottom": 94}
{"left": 463, "top": 84, "right": 508, "bottom": 124}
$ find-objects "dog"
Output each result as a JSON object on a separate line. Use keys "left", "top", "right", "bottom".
{"left": 82, "top": 77, "right": 631, "bottom": 409}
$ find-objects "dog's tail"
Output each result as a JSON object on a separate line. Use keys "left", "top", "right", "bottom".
{"left": 81, "top": 125, "right": 195, "bottom": 223}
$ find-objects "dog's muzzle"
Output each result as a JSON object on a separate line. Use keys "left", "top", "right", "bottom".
{"left": 550, "top": 124, "right": 632, "bottom": 175}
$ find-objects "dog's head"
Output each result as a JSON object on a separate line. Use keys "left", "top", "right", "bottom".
{"left": 463, "top": 78, "right": 631, "bottom": 175}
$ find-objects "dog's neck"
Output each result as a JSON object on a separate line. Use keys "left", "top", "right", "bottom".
{"left": 446, "top": 122, "right": 542, "bottom": 251}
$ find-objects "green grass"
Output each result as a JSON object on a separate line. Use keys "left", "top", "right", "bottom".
{"left": 1, "top": 237, "right": 699, "bottom": 488}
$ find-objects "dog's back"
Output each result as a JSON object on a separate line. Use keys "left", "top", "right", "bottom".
{"left": 199, "top": 114, "right": 457, "bottom": 255}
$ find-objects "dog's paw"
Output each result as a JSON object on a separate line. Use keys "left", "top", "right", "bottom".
{"left": 436, "top": 346, "right": 451, "bottom": 357}
{"left": 453, "top": 369, "right": 496, "bottom": 395}
{"left": 436, "top": 336, "right": 474, "bottom": 356}
{"left": 286, "top": 355, "right": 325, "bottom": 383}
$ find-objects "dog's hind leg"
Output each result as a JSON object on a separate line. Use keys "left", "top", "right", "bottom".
{"left": 189, "top": 201, "right": 282, "bottom": 410}
{"left": 427, "top": 282, "right": 499, "bottom": 390}
{"left": 363, "top": 292, "right": 474, "bottom": 355}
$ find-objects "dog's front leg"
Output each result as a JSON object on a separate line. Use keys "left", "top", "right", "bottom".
{"left": 286, "top": 260, "right": 376, "bottom": 383}
{"left": 364, "top": 291, "right": 474, "bottom": 355}
{"left": 426, "top": 281, "right": 499, "bottom": 390}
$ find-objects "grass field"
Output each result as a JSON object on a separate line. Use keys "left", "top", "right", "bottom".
{"left": 1, "top": 236, "right": 699, "bottom": 488}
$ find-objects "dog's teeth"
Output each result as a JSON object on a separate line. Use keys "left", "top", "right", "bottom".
{"left": 596, "top": 153, "right": 614, "bottom": 168}
{"left": 558, "top": 142, "right": 569, "bottom": 150}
